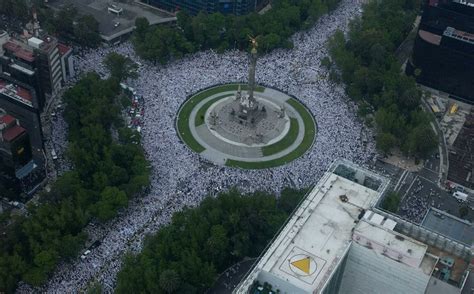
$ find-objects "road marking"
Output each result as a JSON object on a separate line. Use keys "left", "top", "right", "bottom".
{"left": 417, "top": 174, "right": 438, "bottom": 185}
{"left": 423, "top": 167, "right": 438, "bottom": 174}
{"left": 401, "top": 175, "right": 417, "bottom": 202}
{"left": 395, "top": 170, "right": 407, "bottom": 192}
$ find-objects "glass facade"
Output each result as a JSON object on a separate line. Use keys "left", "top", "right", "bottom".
{"left": 144, "top": 0, "right": 260, "bottom": 16}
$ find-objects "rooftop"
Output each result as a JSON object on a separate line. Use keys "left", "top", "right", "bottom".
{"left": 0, "top": 114, "right": 15, "bottom": 126}
{"left": 453, "top": 0, "right": 474, "bottom": 7}
{"left": 234, "top": 160, "right": 389, "bottom": 293}
{"left": 354, "top": 219, "right": 435, "bottom": 275}
{"left": 57, "top": 43, "right": 72, "bottom": 56}
{"left": 421, "top": 207, "right": 473, "bottom": 246}
{"left": 2, "top": 124, "right": 26, "bottom": 142}
{"left": 443, "top": 27, "right": 474, "bottom": 44}
{"left": 47, "top": 0, "right": 176, "bottom": 42}
{"left": 0, "top": 79, "right": 33, "bottom": 106}
{"left": 3, "top": 40, "right": 35, "bottom": 62}
{"left": 419, "top": 29, "right": 442, "bottom": 45}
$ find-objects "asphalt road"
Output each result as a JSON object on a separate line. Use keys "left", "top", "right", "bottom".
{"left": 375, "top": 156, "right": 472, "bottom": 223}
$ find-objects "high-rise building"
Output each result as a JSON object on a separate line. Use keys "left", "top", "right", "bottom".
{"left": 0, "top": 75, "right": 45, "bottom": 197}
{"left": 407, "top": 0, "right": 474, "bottom": 103}
{"left": 0, "top": 112, "right": 43, "bottom": 197}
{"left": 234, "top": 160, "right": 472, "bottom": 294}
{"left": 142, "top": 0, "right": 266, "bottom": 16}
{"left": 0, "top": 33, "right": 63, "bottom": 109}
{"left": 0, "top": 27, "right": 74, "bottom": 111}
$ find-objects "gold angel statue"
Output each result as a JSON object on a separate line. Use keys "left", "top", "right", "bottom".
{"left": 249, "top": 35, "right": 258, "bottom": 50}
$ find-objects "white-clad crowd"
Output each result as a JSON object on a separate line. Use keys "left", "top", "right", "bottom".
{"left": 17, "top": 0, "right": 375, "bottom": 292}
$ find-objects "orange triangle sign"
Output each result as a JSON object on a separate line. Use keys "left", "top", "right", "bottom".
{"left": 291, "top": 257, "right": 310, "bottom": 274}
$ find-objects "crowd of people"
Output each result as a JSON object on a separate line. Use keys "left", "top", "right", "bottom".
{"left": 398, "top": 177, "right": 448, "bottom": 224}
{"left": 17, "top": 0, "right": 376, "bottom": 292}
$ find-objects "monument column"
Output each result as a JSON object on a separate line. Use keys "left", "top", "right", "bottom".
{"left": 248, "top": 46, "right": 257, "bottom": 103}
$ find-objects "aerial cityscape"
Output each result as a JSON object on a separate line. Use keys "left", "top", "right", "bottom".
{"left": 0, "top": 0, "right": 472, "bottom": 293}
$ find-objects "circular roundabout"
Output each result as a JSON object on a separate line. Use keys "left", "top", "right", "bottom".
{"left": 176, "top": 84, "right": 316, "bottom": 169}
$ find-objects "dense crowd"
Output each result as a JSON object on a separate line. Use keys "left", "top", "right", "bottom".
{"left": 398, "top": 177, "right": 447, "bottom": 223}
{"left": 17, "top": 0, "right": 376, "bottom": 292}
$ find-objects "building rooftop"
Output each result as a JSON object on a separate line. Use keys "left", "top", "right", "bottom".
{"left": 57, "top": 43, "right": 72, "bottom": 56}
{"left": 0, "top": 79, "right": 33, "bottom": 106}
{"left": 443, "top": 27, "right": 474, "bottom": 44}
{"left": 354, "top": 220, "right": 436, "bottom": 274}
{"left": 419, "top": 29, "right": 442, "bottom": 45}
{"left": 47, "top": 0, "right": 175, "bottom": 42}
{"left": 234, "top": 160, "right": 389, "bottom": 293}
{"left": 3, "top": 40, "right": 35, "bottom": 62}
{"left": 0, "top": 114, "right": 15, "bottom": 126}
{"left": 2, "top": 124, "right": 26, "bottom": 142}
{"left": 422, "top": 207, "right": 473, "bottom": 246}
{"left": 453, "top": 0, "right": 474, "bottom": 7}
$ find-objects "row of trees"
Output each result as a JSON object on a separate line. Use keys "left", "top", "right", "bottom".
{"left": 116, "top": 188, "right": 307, "bottom": 293}
{"left": 132, "top": 0, "right": 342, "bottom": 64}
{"left": 327, "top": 0, "right": 438, "bottom": 159}
{"left": 0, "top": 60, "right": 149, "bottom": 292}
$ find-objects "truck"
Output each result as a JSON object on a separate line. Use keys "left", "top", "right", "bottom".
{"left": 452, "top": 191, "right": 468, "bottom": 202}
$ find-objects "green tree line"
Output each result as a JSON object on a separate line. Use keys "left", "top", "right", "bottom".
{"left": 132, "top": 0, "right": 341, "bottom": 64}
{"left": 327, "top": 0, "right": 438, "bottom": 159}
{"left": 116, "top": 188, "right": 307, "bottom": 293}
{"left": 0, "top": 72, "right": 149, "bottom": 292}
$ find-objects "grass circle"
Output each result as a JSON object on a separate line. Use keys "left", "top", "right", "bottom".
{"left": 176, "top": 84, "right": 316, "bottom": 169}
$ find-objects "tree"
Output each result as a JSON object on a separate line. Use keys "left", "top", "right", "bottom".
{"left": 54, "top": 5, "right": 77, "bottom": 37}
{"left": 0, "top": 72, "right": 149, "bottom": 292}
{"left": 382, "top": 192, "right": 401, "bottom": 213}
{"left": 159, "top": 270, "right": 180, "bottom": 294}
{"left": 459, "top": 206, "right": 469, "bottom": 219}
{"left": 93, "top": 187, "right": 128, "bottom": 221}
{"left": 376, "top": 132, "right": 397, "bottom": 154}
{"left": 321, "top": 56, "right": 332, "bottom": 69}
{"left": 103, "top": 53, "right": 138, "bottom": 82}
{"left": 86, "top": 281, "right": 103, "bottom": 294}
{"left": 74, "top": 15, "right": 101, "bottom": 48}
{"left": 407, "top": 124, "right": 438, "bottom": 159}
{"left": 116, "top": 189, "right": 306, "bottom": 293}
{"left": 278, "top": 187, "right": 306, "bottom": 214}
{"left": 134, "top": 17, "right": 149, "bottom": 41}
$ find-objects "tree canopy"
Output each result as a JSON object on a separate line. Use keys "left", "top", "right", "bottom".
{"left": 0, "top": 73, "right": 149, "bottom": 292}
{"left": 115, "top": 188, "right": 307, "bottom": 294}
{"left": 131, "top": 0, "right": 342, "bottom": 64}
{"left": 328, "top": 0, "right": 437, "bottom": 158}
{"left": 103, "top": 53, "right": 138, "bottom": 82}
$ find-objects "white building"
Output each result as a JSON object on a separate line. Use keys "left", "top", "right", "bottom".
{"left": 234, "top": 160, "right": 472, "bottom": 294}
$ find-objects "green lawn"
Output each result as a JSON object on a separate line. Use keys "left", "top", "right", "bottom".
{"left": 226, "top": 99, "right": 316, "bottom": 169}
{"left": 194, "top": 95, "right": 229, "bottom": 126}
{"left": 177, "top": 84, "right": 264, "bottom": 153}
{"left": 261, "top": 118, "right": 299, "bottom": 156}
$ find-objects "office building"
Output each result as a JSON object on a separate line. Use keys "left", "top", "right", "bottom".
{"left": 234, "top": 160, "right": 472, "bottom": 294}
{"left": 0, "top": 76, "right": 45, "bottom": 196}
{"left": 0, "top": 112, "right": 43, "bottom": 197}
{"left": 0, "top": 26, "right": 73, "bottom": 110}
{"left": 407, "top": 0, "right": 474, "bottom": 103}
{"left": 142, "top": 0, "right": 266, "bottom": 16}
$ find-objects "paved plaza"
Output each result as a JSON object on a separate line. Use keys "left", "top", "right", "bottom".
{"left": 179, "top": 85, "right": 315, "bottom": 168}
